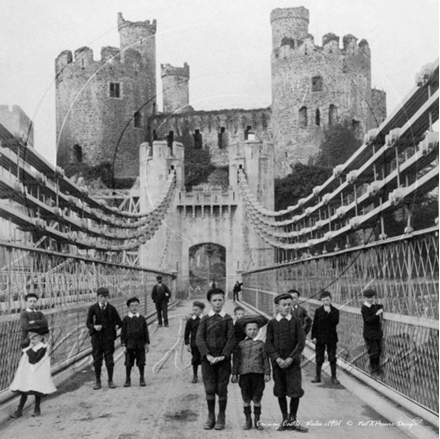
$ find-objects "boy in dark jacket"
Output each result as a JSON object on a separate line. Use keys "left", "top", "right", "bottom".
{"left": 121, "top": 297, "right": 150, "bottom": 387}
{"left": 361, "top": 289, "right": 383, "bottom": 375}
{"left": 184, "top": 300, "right": 205, "bottom": 383}
{"left": 151, "top": 275, "right": 171, "bottom": 327}
{"left": 86, "top": 287, "right": 122, "bottom": 390}
{"left": 196, "top": 288, "right": 236, "bottom": 431}
{"left": 266, "top": 292, "right": 308, "bottom": 432}
{"left": 289, "top": 289, "right": 312, "bottom": 336}
{"left": 20, "top": 294, "right": 47, "bottom": 348}
{"left": 311, "top": 291, "right": 340, "bottom": 385}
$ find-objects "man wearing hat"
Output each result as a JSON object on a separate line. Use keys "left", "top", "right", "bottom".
{"left": 361, "top": 289, "right": 384, "bottom": 375}
{"left": 86, "top": 287, "right": 122, "bottom": 389}
{"left": 20, "top": 293, "right": 47, "bottom": 347}
{"left": 151, "top": 275, "right": 171, "bottom": 327}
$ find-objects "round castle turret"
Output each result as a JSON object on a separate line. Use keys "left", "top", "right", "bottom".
{"left": 55, "top": 13, "right": 157, "bottom": 182}
{"left": 271, "top": 6, "right": 386, "bottom": 177}
{"left": 161, "top": 63, "right": 190, "bottom": 114}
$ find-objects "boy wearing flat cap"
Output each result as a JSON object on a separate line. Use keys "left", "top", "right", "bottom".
{"left": 196, "top": 288, "right": 236, "bottom": 431}
{"left": 361, "top": 289, "right": 383, "bottom": 375}
{"left": 151, "top": 275, "right": 171, "bottom": 327}
{"left": 86, "top": 287, "right": 122, "bottom": 390}
{"left": 232, "top": 318, "right": 271, "bottom": 431}
{"left": 184, "top": 300, "right": 205, "bottom": 383}
{"left": 20, "top": 293, "right": 47, "bottom": 348}
{"left": 311, "top": 291, "right": 340, "bottom": 385}
{"left": 121, "top": 297, "right": 150, "bottom": 387}
{"left": 265, "top": 292, "right": 308, "bottom": 432}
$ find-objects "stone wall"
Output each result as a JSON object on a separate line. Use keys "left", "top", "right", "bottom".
{"left": 161, "top": 63, "right": 191, "bottom": 114}
{"left": 148, "top": 108, "right": 272, "bottom": 167}
{"left": 0, "top": 105, "right": 34, "bottom": 147}
{"left": 55, "top": 14, "right": 157, "bottom": 180}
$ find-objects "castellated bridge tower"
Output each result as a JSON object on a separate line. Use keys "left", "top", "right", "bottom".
{"left": 271, "top": 7, "right": 386, "bottom": 177}
{"left": 55, "top": 13, "right": 157, "bottom": 182}
{"left": 161, "top": 63, "right": 190, "bottom": 114}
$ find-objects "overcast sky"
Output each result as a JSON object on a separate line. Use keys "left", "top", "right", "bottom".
{"left": 0, "top": 0, "right": 438, "bottom": 163}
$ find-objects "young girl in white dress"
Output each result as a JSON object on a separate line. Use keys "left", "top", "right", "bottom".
{"left": 9, "top": 322, "right": 56, "bottom": 417}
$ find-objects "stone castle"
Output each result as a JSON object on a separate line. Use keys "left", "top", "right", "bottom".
{"left": 55, "top": 7, "right": 386, "bottom": 181}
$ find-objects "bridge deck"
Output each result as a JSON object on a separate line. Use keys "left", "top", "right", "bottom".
{"left": 1, "top": 300, "right": 413, "bottom": 439}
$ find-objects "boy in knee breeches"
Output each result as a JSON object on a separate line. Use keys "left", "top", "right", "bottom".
{"left": 121, "top": 297, "right": 150, "bottom": 387}
{"left": 184, "top": 300, "right": 205, "bottom": 383}
{"left": 232, "top": 319, "right": 271, "bottom": 430}
{"left": 266, "top": 292, "right": 308, "bottom": 433}
{"left": 196, "top": 288, "right": 236, "bottom": 431}
{"left": 311, "top": 291, "right": 340, "bottom": 385}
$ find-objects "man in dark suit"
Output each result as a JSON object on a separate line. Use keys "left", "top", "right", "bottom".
{"left": 86, "top": 287, "right": 122, "bottom": 389}
{"left": 361, "top": 289, "right": 384, "bottom": 375}
{"left": 311, "top": 291, "right": 340, "bottom": 385}
{"left": 151, "top": 275, "right": 171, "bottom": 327}
{"left": 289, "top": 289, "right": 312, "bottom": 337}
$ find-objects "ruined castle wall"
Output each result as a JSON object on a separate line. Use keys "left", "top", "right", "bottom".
{"left": 149, "top": 108, "right": 272, "bottom": 167}
{"left": 371, "top": 88, "right": 387, "bottom": 128}
{"left": 271, "top": 7, "right": 385, "bottom": 177}
{"left": 0, "top": 105, "right": 34, "bottom": 147}
{"left": 55, "top": 14, "right": 157, "bottom": 180}
{"left": 161, "top": 63, "right": 190, "bottom": 114}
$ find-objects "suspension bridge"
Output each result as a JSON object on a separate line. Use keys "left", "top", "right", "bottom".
{"left": 0, "top": 61, "right": 437, "bottom": 439}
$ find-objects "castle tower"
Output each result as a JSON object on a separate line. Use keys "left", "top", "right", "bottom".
{"left": 270, "top": 6, "right": 386, "bottom": 177}
{"left": 161, "top": 63, "right": 190, "bottom": 114}
{"left": 55, "top": 13, "right": 157, "bottom": 183}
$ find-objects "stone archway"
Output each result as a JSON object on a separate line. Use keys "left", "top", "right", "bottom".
{"left": 189, "top": 243, "right": 226, "bottom": 295}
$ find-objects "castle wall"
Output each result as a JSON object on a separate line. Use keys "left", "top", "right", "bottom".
{"left": 0, "top": 105, "right": 34, "bottom": 147}
{"left": 55, "top": 14, "right": 157, "bottom": 181}
{"left": 271, "top": 7, "right": 386, "bottom": 177}
{"left": 149, "top": 108, "right": 272, "bottom": 167}
{"left": 161, "top": 63, "right": 190, "bottom": 114}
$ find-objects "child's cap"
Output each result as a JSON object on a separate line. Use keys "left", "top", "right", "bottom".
{"left": 274, "top": 292, "right": 293, "bottom": 304}
{"left": 157, "top": 275, "right": 163, "bottom": 280}
{"left": 127, "top": 297, "right": 140, "bottom": 307}
{"left": 25, "top": 293, "right": 39, "bottom": 301}
{"left": 363, "top": 289, "right": 377, "bottom": 298}
{"left": 243, "top": 318, "right": 261, "bottom": 329}
{"left": 27, "top": 321, "right": 49, "bottom": 335}
{"left": 287, "top": 289, "right": 300, "bottom": 296}
{"left": 319, "top": 291, "right": 332, "bottom": 299}
{"left": 97, "top": 287, "right": 109, "bottom": 297}
{"left": 193, "top": 300, "right": 205, "bottom": 310}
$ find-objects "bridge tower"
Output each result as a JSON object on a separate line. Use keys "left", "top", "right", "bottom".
{"left": 161, "top": 63, "right": 190, "bottom": 114}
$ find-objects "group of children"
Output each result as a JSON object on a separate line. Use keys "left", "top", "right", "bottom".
{"left": 9, "top": 285, "right": 384, "bottom": 431}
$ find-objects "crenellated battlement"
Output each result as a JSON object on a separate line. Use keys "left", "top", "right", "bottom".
{"left": 161, "top": 63, "right": 190, "bottom": 78}
{"left": 117, "top": 12, "right": 157, "bottom": 34}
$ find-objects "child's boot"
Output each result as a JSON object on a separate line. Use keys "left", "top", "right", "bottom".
{"left": 191, "top": 364, "right": 198, "bottom": 383}
{"left": 10, "top": 394, "right": 27, "bottom": 418}
{"left": 215, "top": 398, "right": 227, "bottom": 430}
{"left": 139, "top": 366, "right": 146, "bottom": 386}
{"left": 254, "top": 406, "right": 264, "bottom": 430}
{"left": 203, "top": 399, "right": 215, "bottom": 430}
{"left": 288, "top": 414, "right": 309, "bottom": 433}
{"left": 93, "top": 367, "right": 102, "bottom": 390}
{"left": 32, "top": 395, "right": 41, "bottom": 417}
{"left": 311, "top": 364, "right": 321, "bottom": 383}
{"left": 277, "top": 413, "right": 288, "bottom": 431}
{"left": 124, "top": 366, "right": 131, "bottom": 387}
{"left": 107, "top": 366, "right": 116, "bottom": 388}
{"left": 243, "top": 406, "right": 252, "bottom": 430}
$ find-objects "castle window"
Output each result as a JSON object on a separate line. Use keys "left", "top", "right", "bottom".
{"left": 109, "top": 82, "right": 121, "bottom": 98}
{"left": 134, "top": 111, "right": 142, "bottom": 128}
{"left": 193, "top": 129, "right": 203, "bottom": 149}
{"left": 244, "top": 126, "right": 253, "bottom": 141}
{"left": 218, "top": 127, "right": 227, "bottom": 149}
{"left": 73, "top": 144, "right": 82, "bottom": 163}
{"left": 329, "top": 105, "right": 338, "bottom": 126}
{"left": 315, "top": 109, "right": 321, "bottom": 126}
{"left": 312, "top": 76, "right": 323, "bottom": 92}
{"left": 299, "top": 107, "right": 307, "bottom": 127}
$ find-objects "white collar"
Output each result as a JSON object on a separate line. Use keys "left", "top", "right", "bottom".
{"left": 363, "top": 301, "right": 373, "bottom": 307}
{"left": 31, "top": 341, "right": 46, "bottom": 351}
{"left": 276, "top": 313, "right": 292, "bottom": 321}
{"left": 128, "top": 312, "right": 140, "bottom": 318}
{"left": 244, "top": 336, "right": 256, "bottom": 341}
{"left": 191, "top": 314, "right": 201, "bottom": 320}
{"left": 208, "top": 309, "right": 226, "bottom": 318}
{"left": 26, "top": 308, "right": 36, "bottom": 312}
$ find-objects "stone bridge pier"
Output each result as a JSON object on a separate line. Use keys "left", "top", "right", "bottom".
{"left": 138, "top": 139, "right": 274, "bottom": 296}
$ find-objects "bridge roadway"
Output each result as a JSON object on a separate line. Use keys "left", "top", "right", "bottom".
{"left": 1, "top": 300, "right": 414, "bottom": 439}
